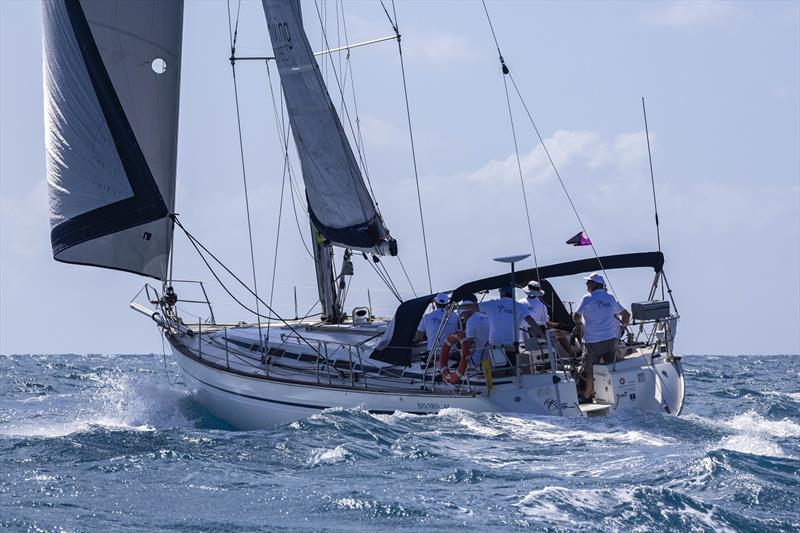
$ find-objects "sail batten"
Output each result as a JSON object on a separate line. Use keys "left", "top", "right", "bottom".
{"left": 262, "top": 0, "right": 395, "bottom": 255}
{"left": 43, "top": 0, "right": 183, "bottom": 280}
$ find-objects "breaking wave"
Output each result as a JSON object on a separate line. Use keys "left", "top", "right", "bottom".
{"left": 1, "top": 353, "right": 798, "bottom": 531}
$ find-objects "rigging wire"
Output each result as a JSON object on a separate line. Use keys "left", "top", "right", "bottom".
{"left": 480, "top": 1, "right": 618, "bottom": 297}
{"left": 504, "top": 68, "right": 540, "bottom": 278}
{"left": 267, "top": 148, "right": 288, "bottom": 338}
{"left": 171, "top": 216, "right": 329, "bottom": 361}
{"left": 264, "top": 62, "right": 313, "bottom": 259}
{"left": 362, "top": 254, "right": 402, "bottom": 302}
{"left": 641, "top": 97, "right": 665, "bottom": 301}
{"left": 479, "top": 1, "right": 540, "bottom": 280}
{"left": 380, "top": 0, "right": 434, "bottom": 294}
{"left": 396, "top": 256, "right": 417, "bottom": 297}
{"left": 310, "top": 0, "right": 382, "bottom": 218}
{"left": 338, "top": 1, "right": 378, "bottom": 202}
{"left": 226, "top": 0, "right": 265, "bottom": 343}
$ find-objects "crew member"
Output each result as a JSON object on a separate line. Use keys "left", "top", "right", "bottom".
{"left": 519, "top": 281, "right": 576, "bottom": 357}
{"left": 457, "top": 294, "right": 490, "bottom": 368}
{"left": 415, "top": 292, "right": 458, "bottom": 353}
{"left": 519, "top": 281, "right": 550, "bottom": 338}
{"left": 480, "top": 287, "right": 537, "bottom": 358}
{"left": 573, "top": 272, "right": 631, "bottom": 402}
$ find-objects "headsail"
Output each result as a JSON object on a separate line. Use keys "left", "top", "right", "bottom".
{"left": 262, "top": 0, "right": 396, "bottom": 255}
{"left": 43, "top": 0, "right": 184, "bottom": 280}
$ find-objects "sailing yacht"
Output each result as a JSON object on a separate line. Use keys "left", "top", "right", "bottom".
{"left": 43, "top": 0, "right": 685, "bottom": 429}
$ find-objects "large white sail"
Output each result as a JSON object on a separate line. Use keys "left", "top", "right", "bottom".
{"left": 262, "top": 0, "right": 396, "bottom": 255}
{"left": 43, "top": 0, "right": 183, "bottom": 280}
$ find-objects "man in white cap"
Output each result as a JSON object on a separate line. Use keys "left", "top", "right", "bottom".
{"left": 519, "top": 280, "right": 578, "bottom": 357}
{"left": 457, "top": 294, "right": 490, "bottom": 367}
{"left": 519, "top": 281, "right": 550, "bottom": 337}
{"left": 573, "top": 272, "right": 630, "bottom": 402}
{"left": 415, "top": 292, "right": 458, "bottom": 353}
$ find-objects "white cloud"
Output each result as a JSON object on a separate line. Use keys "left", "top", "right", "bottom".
{"left": 405, "top": 31, "right": 477, "bottom": 65}
{"left": 642, "top": 0, "right": 739, "bottom": 28}
{"left": 463, "top": 130, "right": 648, "bottom": 185}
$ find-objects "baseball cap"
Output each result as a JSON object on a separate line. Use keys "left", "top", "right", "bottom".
{"left": 433, "top": 292, "right": 449, "bottom": 305}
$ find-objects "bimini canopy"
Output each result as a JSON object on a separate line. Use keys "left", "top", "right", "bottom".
{"left": 262, "top": 0, "right": 395, "bottom": 255}
{"left": 43, "top": 0, "right": 183, "bottom": 280}
{"left": 371, "top": 252, "right": 664, "bottom": 366}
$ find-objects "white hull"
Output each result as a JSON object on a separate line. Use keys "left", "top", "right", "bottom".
{"left": 167, "top": 323, "right": 685, "bottom": 429}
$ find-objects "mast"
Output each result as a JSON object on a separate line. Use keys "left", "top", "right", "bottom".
{"left": 310, "top": 221, "right": 341, "bottom": 322}
{"left": 262, "top": 0, "right": 397, "bottom": 323}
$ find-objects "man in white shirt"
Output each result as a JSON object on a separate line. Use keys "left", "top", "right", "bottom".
{"left": 573, "top": 272, "right": 631, "bottom": 402}
{"left": 415, "top": 292, "right": 458, "bottom": 353}
{"left": 457, "top": 294, "right": 490, "bottom": 367}
{"left": 519, "top": 280, "right": 578, "bottom": 358}
{"left": 518, "top": 281, "right": 550, "bottom": 338}
{"left": 480, "top": 287, "right": 537, "bottom": 349}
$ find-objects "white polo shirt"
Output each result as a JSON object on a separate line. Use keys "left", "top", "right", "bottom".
{"left": 464, "top": 312, "right": 490, "bottom": 366}
{"left": 576, "top": 289, "right": 624, "bottom": 343}
{"left": 479, "top": 297, "right": 521, "bottom": 346}
{"left": 519, "top": 297, "right": 549, "bottom": 326}
{"left": 416, "top": 308, "right": 459, "bottom": 352}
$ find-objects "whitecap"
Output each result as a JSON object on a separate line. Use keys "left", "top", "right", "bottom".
{"left": 718, "top": 434, "right": 785, "bottom": 458}
{"left": 0, "top": 371, "right": 195, "bottom": 437}
{"left": 309, "top": 444, "right": 350, "bottom": 465}
{"left": 723, "top": 411, "right": 800, "bottom": 438}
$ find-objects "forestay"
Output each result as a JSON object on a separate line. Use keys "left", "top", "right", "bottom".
{"left": 43, "top": 0, "right": 183, "bottom": 280}
{"left": 262, "top": 0, "right": 396, "bottom": 255}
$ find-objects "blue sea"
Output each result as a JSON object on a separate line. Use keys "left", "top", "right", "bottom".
{"left": 1, "top": 354, "right": 798, "bottom": 532}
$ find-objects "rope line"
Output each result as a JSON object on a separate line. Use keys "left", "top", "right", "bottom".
{"left": 264, "top": 62, "right": 314, "bottom": 259}
{"left": 396, "top": 256, "right": 417, "bottom": 297}
{"left": 267, "top": 150, "right": 288, "bottom": 339}
{"left": 480, "top": 1, "right": 618, "bottom": 297}
{"left": 503, "top": 71, "right": 540, "bottom": 278}
{"left": 172, "top": 216, "right": 328, "bottom": 361}
{"left": 481, "top": 0, "right": 539, "bottom": 278}
{"left": 227, "top": 0, "right": 265, "bottom": 343}
{"left": 385, "top": 0, "right": 433, "bottom": 294}
{"left": 641, "top": 97, "right": 665, "bottom": 301}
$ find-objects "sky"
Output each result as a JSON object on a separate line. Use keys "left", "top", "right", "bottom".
{"left": 1, "top": 0, "right": 798, "bottom": 356}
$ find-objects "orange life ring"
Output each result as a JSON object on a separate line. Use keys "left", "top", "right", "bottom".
{"left": 439, "top": 331, "right": 471, "bottom": 384}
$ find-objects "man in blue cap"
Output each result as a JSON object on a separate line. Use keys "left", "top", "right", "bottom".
{"left": 573, "top": 272, "right": 630, "bottom": 402}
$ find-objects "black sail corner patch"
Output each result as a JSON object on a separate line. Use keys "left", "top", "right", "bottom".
{"left": 50, "top": 0, "right": 168, "bottom": 256}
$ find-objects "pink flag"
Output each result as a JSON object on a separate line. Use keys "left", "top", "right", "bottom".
{"left": 566, "top": 231, "right": 592, "bottom": 246}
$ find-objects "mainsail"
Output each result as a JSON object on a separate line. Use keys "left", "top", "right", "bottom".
{"left": 262, "top": 0, "right": 396, "bottom": 255}
{"left": 43, "top": 0, "right": 184, "bottom": 280}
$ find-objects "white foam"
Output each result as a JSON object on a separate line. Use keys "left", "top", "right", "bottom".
{"left": 764, "top": 390, "right": 800, "bottom": 402}
{"left": 309, "top": 444, "right": 350, "bottom": 465}
{"left": 696, "top": 410, "right": 799, "bottom": 458}
{"left": 724, "top": 411, "right": 800, "bottom": 438}
{"left": 719, "top": 434, "right": 785, "bottom": 458}
{"left": 332, "top": 497, "right": 373, "bottom": 510}
{"left": 491, "top": 414, "right": 674, "bottom": 447}
{"left": 516, "top": 486, "right": 634, "bottom": 523}
{"left": 0, "top": 372, "right": 194, "bottom": 438}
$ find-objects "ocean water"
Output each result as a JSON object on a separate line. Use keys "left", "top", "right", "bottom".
{"left": 0, "top": 354, "right": 798, "bottom": 532}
